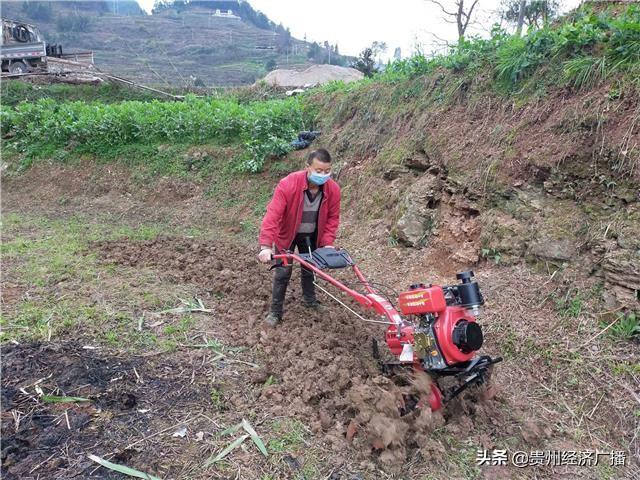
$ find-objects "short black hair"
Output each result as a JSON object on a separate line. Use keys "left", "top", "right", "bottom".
{"left": 307, "top": 148, "right": 332, "bottom": 165}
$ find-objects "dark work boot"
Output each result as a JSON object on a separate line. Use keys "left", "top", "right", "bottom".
{"left": 302, "top": 300, "right": 328, "bottom": 312}
{"left": 264, "top": 312, "right": 282, "bottom": 327}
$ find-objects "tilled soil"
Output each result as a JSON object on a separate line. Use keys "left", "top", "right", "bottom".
{"left": 4, "top": 233, "right": 634, "bottom": 478}
{"left": 92, "top": 236, "right": 515, "bottom": 472}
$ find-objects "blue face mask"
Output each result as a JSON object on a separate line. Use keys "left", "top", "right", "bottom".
{"left": 309, "top": 172, "right": 331, "bottom": 185}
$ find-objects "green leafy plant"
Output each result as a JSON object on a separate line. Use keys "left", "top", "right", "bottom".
{"left": 3, "top": 95, "right": 308, "bottom": 173}
{"left": 375, "top": 4, "right": 640, "bottom": 94}
{"left": 88, "top": 454, "right": 161, "bottom": 480}
{"left": 481, "top": 248, "right": 502, "bottom": 264}
{"left": 556, "top": 292, "right": 583, "bottom": 318}
{"left": 610, "top": 312, "right": 640, "bottom": 340}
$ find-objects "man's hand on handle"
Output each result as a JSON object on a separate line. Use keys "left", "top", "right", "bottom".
{"left": 258, "top": 245, "right": 337, "bottom": 264}
{"left": 258, "top": 247, "right": 273, "bottom": 264}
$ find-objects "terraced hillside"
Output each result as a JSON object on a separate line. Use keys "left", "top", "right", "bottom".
{"left": 1, "top": 1, "right": 326, "bottom": 86}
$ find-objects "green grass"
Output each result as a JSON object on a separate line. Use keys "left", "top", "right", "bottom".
{"left": 556, "top": 292, "right": 584, "bottom": 318}
{"left": 426, "top": 431, "right": 482, "bottom": 479}
{"left": 210, "top": 386, "right": 225, "bottom": 409}
{"left": 320, "top": 4, "right": 640, "bottom": 98}
{"left": 267, "top": 418, "right": 306, "bottom": 453}
{"left": 563, "top": 55, "right": 609, "bottom": 90}
{"left": 163, "top": 315, "right": 196, "bottom": 337}
{"left": 265, "top": 418, "right": 323, "bottom": 479}
{"left": 0, "top": 213, "right": 206, "bottom": 347}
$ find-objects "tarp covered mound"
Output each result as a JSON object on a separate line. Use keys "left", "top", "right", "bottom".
{"left": 263, "top": 64, "right": 364, "bottom": 87}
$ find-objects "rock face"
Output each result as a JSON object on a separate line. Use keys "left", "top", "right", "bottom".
{"left": 528, "top": 238, "right": 576, "bottom": 262}
{"left": 393, "top": 174, "right": 441, "bottom": 247}
{"left": 602, "top": 248, "right": 640, "bottom": 307}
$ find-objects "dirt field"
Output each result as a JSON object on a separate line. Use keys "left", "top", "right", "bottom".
{"left": 2, "top": 163, "right": 638, "bottom": 479}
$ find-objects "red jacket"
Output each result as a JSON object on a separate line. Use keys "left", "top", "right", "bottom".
{"left": 259, "top": 170, "right": 341, "bottom": 251}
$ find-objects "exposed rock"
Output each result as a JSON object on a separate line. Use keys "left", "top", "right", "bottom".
{"left": 403, "top": 152, "right": 431, "bottom": 172}
{"left": 616, "top": 232, "right": 638, "bottom": 250}
{"left": 393, "top": 174, "right": 441, "bottom": 247}
{"left": 603, "top": 248, "right": 640, "bottom": 307}
{"left": 479, "top": 210, "right": 528, "bottom": 261}
{"left": 614, "top": 187, "right": 639, "bottom": 204}
{"left": 383, "top": 165, "right": 410, "bottom": 181}
{"left": 528, "top": 238, "right": 576, "bottom": 262}
{"left": 403, "top": 148, "right": 441, "bottom": 174}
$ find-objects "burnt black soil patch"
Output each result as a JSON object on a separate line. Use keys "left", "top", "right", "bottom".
{"left": 1, "top": 342, "right": 212, "bottom": 479}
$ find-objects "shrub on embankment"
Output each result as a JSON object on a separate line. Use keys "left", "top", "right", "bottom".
{"left": 318, "top": 4, "right": 640, "bottom": 97}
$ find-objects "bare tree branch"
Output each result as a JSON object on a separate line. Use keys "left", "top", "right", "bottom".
{"left": 425, "top": 0, "right": 459, "bottom": 17}
{"left": 462, "top": 0, "right": 481, "bottom": 33}
{"left": 429, "top": 31, "right": 453, "bottom": 48}
{"left": 424, "top": 0, "right": 481, "bottom": 41}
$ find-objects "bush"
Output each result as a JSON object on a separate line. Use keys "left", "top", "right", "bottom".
{"left": 610, "top": 312, "right": 640, "bottom": 340}
{"left": 3, "top": 95, "right": 308, "bottom": 173}
{"left": 376, "top": 4, "right": 640, "bottom": 94}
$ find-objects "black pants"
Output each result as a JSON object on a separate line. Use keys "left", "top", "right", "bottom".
{"left": 270, "top": 234, "right": 317, "bottom": 316}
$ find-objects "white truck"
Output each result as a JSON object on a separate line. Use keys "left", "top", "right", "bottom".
{"left": 1, "top": 18, "right": 62, "bottom": 74}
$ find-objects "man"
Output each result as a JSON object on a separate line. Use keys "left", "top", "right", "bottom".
{"left": 258, "top": 148, "right": 341, "bottom": 326}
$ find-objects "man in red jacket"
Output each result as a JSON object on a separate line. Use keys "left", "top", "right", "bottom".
{"left": 257, "top": 148, "right": 341, "bottom": 326}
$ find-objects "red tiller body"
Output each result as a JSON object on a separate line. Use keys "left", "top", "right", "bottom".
{"left": 433, "top": 306, "right": 477, "bottom": 365}
{"left": 270, "top": 250, "right": 496, "bottom": 411}
{"left": 271, "top": 252, "right": 477, "bottom": 365}
{"left": 398, "top": 286, "right": 447, "bottom": 315}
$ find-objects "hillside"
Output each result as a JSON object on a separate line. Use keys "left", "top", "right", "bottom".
{"left": 1, "top": 0, "right": 351, "bottom": 86}
{"left": 1, "top": 3, "right": 639, "bottom": 480}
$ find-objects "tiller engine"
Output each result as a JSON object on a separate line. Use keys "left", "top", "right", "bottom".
{"left": 272, "top": 247, "right": 502, "bottom": 412}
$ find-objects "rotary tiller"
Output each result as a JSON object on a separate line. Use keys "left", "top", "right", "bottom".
{"left": 272, "top": 247, "right": 502, "bottom": 412}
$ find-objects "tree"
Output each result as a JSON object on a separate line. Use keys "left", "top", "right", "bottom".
{"left": 152, "top": 0, "right": 172, "bottom": 14}
{"left": 352, "top": 48, "right": 377, "bottom": 77}
{"left": 307, "top": 41, "right": 321, "bottom": 61}
{"left": 515, "top": 0, "right": 526, "bottom": 36}
{"left": 425, "top": 0, "right": 480, "bottom": 41}
{"left": 323, "top": 40, "right": 332, "bottom": 64}
{"left": 500, "top": 0, "right": 559, "bottom": 34}
{"left": 276, "top": 26, "right": 292, "bottom": 53}
{"left": 174, "top": 0, "right": 186, "bottom": 13}
{"left": 370, "top": 41, "right": 388, "bottom": 66}
{"left": 371, "top": 41, "right": 387, "bottom": 57}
